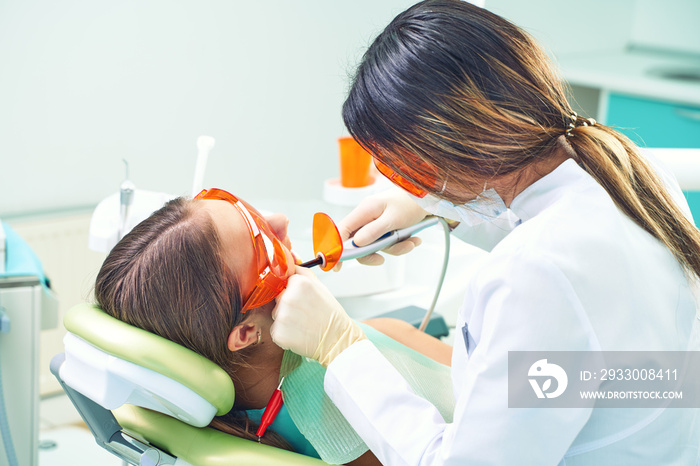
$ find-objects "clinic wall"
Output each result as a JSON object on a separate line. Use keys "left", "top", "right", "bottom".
{"left": 486, "top": 0, "right": 635, "bottom": 58}
{"left": 488, "top": 0, "right": 700, "bottom": 58}
{"left": 630, "top": 0, "right": 700, "bottom": 55}
{"left": 4, "top": 0, "right": 698, "bottom": 219}
{"left": 0, "top": 0, "right": 416, "bottom": 218}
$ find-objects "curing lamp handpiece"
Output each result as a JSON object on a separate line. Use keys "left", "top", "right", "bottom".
{"left": 300, "top": 216, "right": 439, "bottom": 269}
{"left": 341, "top": 216, "right": 439, "bottom": 261}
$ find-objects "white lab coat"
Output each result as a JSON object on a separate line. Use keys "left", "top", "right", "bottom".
{"left": 325, "top": 158, "right": 700, "bottom": 465}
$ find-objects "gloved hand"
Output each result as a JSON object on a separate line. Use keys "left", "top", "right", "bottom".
{"left": 270, "top": 266, "right": 367, "bottom": 368}
{"left": 335, "top": 187, "right": 429, "bottom": 267}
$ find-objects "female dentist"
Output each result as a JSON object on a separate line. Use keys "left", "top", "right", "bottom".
{"left": 271, "top": 1, "right": 700, "bottom": 464}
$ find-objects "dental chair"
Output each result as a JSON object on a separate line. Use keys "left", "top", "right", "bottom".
{"left": 50, "top": 303, "right": 327, "bottom": 466}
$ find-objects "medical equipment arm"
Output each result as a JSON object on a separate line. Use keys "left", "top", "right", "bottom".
{"left": 271, "top": 267, "right": 366, "bottom": 368}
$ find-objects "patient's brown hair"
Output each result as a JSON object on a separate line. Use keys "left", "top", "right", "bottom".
{"left": 94, "top": 197, "right": 292, "bottom": 450}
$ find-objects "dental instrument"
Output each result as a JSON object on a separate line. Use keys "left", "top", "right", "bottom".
{"left": 300, "top": 214, "right": 451, "bottom": 334}
{"left": 118, "top": 159, "right": 135, "bottom": 240}
{"left": 343, "top": 217, "right": 441, "bottom": 261}
{"left": 92, "top": 135, "right": 214, "bottom": 251}
{"left": 336, "top": 216, "right": 451, "bottom": 333}
{"left": 191, "top": 135, "right": 216, "bottom": 198}
{"left": 301, "top": 216, "right": 440, "bottom": 268}
{"left": 256, "top": 377, "right": 285, "bottom": 442}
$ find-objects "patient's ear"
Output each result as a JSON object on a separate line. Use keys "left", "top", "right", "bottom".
{"left": 227, "top": 323, "right": 260, "bottom": 352}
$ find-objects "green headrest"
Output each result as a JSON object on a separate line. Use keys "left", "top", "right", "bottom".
{"left": 64, "top": 303, "right": 235, "bottom": 416}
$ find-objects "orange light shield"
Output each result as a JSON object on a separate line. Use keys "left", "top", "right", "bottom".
{"left": 312, "top": 213, "right": 343, "bottom": 271}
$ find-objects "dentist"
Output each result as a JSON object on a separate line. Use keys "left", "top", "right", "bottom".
{"left": 272, "top": 1, "right": 700, "bottom": 464}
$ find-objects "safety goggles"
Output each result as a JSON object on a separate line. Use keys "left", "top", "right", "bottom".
{"left": 195, "top": 188, "right": 294, "bottom": 312}
{"left": 373, "top": 158, "right": 437, "bottom": 199}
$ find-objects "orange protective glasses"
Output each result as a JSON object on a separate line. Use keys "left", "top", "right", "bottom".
{"left": 195, "top": 188, "right": 295, "bottom": 313}
{"left": 373, "top": 158, "right": 437, "bottom": 199}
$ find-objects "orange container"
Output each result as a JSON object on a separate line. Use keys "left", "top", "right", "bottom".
{"left": 338, "top": 137, "right": 373, "bottom": 188}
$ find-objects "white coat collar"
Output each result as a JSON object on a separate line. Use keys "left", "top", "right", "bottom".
{"left": 508, "top": 158, "right": 590, "bottom": 223}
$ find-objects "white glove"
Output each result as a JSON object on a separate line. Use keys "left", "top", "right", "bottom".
{"left": 270, "top": 266, "right": 367, "bottom": 368}
{"left": 335, "top": 187, "right": 429, "bottom": 267}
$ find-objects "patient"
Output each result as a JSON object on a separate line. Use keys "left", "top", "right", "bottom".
{"left": 94, "top": 189, "right": 452, "bottom": 466}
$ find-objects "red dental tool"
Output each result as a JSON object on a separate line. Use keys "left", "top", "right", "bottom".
{"left": 256, "top": 377, "right": 285, "bottom": 441}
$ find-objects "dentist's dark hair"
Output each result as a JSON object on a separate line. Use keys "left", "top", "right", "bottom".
{"left": 94, "top": 197, "right": 292, "bottom": 450}
{"left": 343, "top": 0, "right": 700, "bottom": 278}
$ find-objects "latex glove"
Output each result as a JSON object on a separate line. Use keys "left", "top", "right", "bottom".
{"left": 335, "top": 187, "right": 429, "bottom": 267}
{"left": 270, "top": 266, "right": 367, "bottom": 368}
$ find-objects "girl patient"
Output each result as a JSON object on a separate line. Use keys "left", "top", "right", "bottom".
{"left": 94, "top": 188, "right": 452, "bottom": 466}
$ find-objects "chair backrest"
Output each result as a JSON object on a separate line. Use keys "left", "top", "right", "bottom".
{"left": 60, "top": 303, "right": 235, "bottom": 427}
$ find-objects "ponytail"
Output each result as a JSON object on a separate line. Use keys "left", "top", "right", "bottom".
{"left": 568, "top": 122, "right": 700, "bottom": 278}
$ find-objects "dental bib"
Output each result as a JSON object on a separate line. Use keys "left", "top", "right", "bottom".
{"left": 280, "top": 323, "right": 454, "bottom": 464}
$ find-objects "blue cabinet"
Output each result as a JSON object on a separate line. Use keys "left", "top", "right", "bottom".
{"left": 606, "top": 92, "right": 700, "bottom": 224}
{"left": 606, "top": 93, "right": 700, "bottom": 149}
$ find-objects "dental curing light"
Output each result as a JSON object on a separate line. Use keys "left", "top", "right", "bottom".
{"left": 300, "top": 214, "right": 451, "bottom": 334}
{"left": 301, "top": 215, "right": 440, "bottom": 270}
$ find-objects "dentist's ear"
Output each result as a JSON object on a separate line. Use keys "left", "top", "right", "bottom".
{"left": 227, "top": 322, "right": 262, "bottom": 352}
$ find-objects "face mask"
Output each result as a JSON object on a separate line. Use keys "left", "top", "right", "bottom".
{"left": 410, "top": 189, "right": 521, "bottom": 251}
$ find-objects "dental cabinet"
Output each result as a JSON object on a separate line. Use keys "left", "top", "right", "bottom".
{"left": 0, "top": 222, "right": 58, "bottom": 466}
{"left": 605, "top": 93, "right": 700, "bottom": 149}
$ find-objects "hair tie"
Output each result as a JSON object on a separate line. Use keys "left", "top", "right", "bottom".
{"left": 565, "top": 112, "right": 596, "bottom": 137}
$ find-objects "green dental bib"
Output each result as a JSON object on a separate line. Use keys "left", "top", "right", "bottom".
{"left": 280, "top": 323, "right": 454, "bottom": 464}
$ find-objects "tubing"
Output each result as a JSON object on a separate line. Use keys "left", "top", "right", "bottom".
{"left": 418, "top": 218, "right": 451, "bottom": 333}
